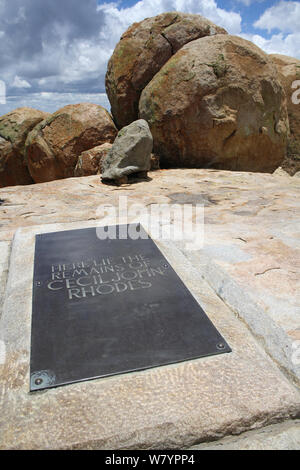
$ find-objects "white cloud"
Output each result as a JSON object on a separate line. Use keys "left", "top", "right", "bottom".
{"left": 26, "top": 0, "right": 241, "bottom": 96}
{"left": 235, "top": 0, "right": 252, "bottom": 5}
{"left": 0, "top": 0, "right": 242, "bottom": 100}
{"left": 2, "top": 0, "right": 300, "bottom": 115}
{"left": 0, "top": 92, "right": 110, "bottom": 115}
{"left": 100, "top": 0, "right": 242, "bottom": 36}
{"left": 12, "top": 75, "right": 31, "bottom": 88}
{"left": 241, "top": 32, "right": 300, "bottom": 59}
{"left": 254, "top": 1, "right": 300, "bottom": 33}
{"left": 248, "top": 1, "right": 300, "bottom": 59}
{"left": 234, "top": 0, "right": 266, "bottom": 6}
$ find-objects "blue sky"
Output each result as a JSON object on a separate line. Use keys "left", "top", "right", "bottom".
{"left": 219, "top": 0, "right": 280, "bottom": 34}
{"left": 0, "top": 0, "right": 299, "bottom": 115}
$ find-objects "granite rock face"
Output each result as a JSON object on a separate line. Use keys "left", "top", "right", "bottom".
{"left": 74, "top": 143, "right": 113, "bottom": 177}
{"left": 0, "top": 107, "right": 50, "bottom": 188}
{"left": 105, "top": 11, "right": 227, "bottom": 128}
{"left": 270, "top": 54, "right": 300, "bottom": 175}
{"left": 101, "top": 119, "right": 153, "bottom": 181}
{"left": 140, "top": 34, "right": 289, "bottom": 172}
{"left": 25, "top": 103, "right": 117, "bottom": 183}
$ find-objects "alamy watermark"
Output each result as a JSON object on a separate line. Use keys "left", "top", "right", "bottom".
{"left": 0, "top": 340, "right": 6, "bottom": 365}
{"left": 0, "top": 80, "right": 6, "bottom": 105}
{"left": 291, "top": 80, "right": 300, "bottom": 105}
{"left": 292, "top": 340, "right": 300, "bottom": 366}
{"left": 95, "top": 196, "right": 204, "bottom": 251}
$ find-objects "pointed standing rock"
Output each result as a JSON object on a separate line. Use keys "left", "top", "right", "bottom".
{"left": 101, "top": 119, "right": 153, "bottom": 184}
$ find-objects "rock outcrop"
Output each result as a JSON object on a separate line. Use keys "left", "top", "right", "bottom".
{"left": 270, "top": 54, "right": 300, "bottom": 174}
{"left": 25, "top": 103, "right": 117, "bottom": 183}
{"left": 74, "top": 143, "right": 113, "bottom": 177}
{"left": 2, "top": 13, "right": 299, "bottom": 186}
{"left": 106, "top": 12, "right": 227, "bottom": 128}
{"left": 0, "top": 107, "right": 50, "bottom": 187}
{"left": 101, "top": 119, "right": 153, "bottom": 182}
{"left": 139, "top": 34, "right": 289, "bottom": 172}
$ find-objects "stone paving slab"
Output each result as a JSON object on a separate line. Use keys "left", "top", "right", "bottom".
{"left": 180, "top": 247, "right": 300, "bottom": 385}
{"left": 0, "top": 170, "right": 298, "bottom": 385}
{"left": 189, "top": 420, "right": 300, "bottom": 450}
{"left": 0, "top": 220, "right": 299, "bottom": 449}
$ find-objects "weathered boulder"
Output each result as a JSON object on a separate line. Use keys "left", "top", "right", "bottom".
{"left": 25, "top": 103, "right": 117, "bottom": 183}
{"left": 74, "top": 143, "right": 113, "bottom": 177}
{"left": 270, "top": 54, "right": 300, "bottom": 173}
{"left": 139, "top": 34, "right": 289, "bottom": 172}
{"left": 101, "top": 119, "right": 153, "bottom": 182}
{"left": 106, "top": 12, "right": 227, "bottom": 128}
{"left": 0, "top": 107, "right": 50, "bottom": 187}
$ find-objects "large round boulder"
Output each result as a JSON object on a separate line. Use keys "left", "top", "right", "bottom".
{"left": 25, "top": 103, "right": 117, "bottom": 183}
{"left": 139, "top": 34, "right": 289, "bottom": 172}
{"left": 270, "top": 54, "right": 300, "bottom": 174}
{"left": 106, "top": 11, "right": 227, "bottom": 129}
{"left": 0, "top": 107, "right": 49, "bottom": 188}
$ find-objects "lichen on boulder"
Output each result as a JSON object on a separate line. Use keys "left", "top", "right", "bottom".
{"left": 105, "top": 11, "right": 227, "bottom": 129}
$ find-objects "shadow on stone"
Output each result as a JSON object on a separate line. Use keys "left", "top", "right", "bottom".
{"left": 101, "top": 171, "right": 152, "bottom": 186}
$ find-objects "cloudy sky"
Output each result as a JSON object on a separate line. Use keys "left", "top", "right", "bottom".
{"left": 0, "top": 0, "right": 299, "bottom": 115}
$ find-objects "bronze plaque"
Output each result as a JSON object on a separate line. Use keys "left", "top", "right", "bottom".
{"left": 30, "top": 224, "right": 231, "bottom": 391}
